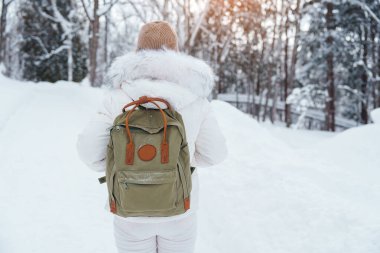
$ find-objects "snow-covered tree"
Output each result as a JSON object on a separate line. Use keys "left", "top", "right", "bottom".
{"left": 17, "top": 0, "right": 87, "bottom": 82}
{"left": 297, "top": 0, "right": 380, "bottom": 130}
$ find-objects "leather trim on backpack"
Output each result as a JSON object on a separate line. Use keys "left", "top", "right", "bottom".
{"left": 138, "top": 144, "right": 157, "bottom": 161}
{"left": 126, "top": 142, "right": 135, "bottom": 165}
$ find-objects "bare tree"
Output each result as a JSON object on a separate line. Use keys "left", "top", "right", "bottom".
{"left": 255, "top": 30, "right": 267, "bottom": 120}
{"left": 263, "top": 0, "right": 280, "bottom": 122}
{"left": 370, "top": 19, "right": 377, "bottom": 109}
{"left": 80, "top": 0, "right": 118, "bottom": 86}
{"left": 0, "top": 0, "right": 14, "bottom": 63}
{"left": 271, "top": 0, "right": 287, "bottom": 123}
{"left": 286, "top": 0, "right": 302, "bottom": 127}
{"left": 325, "top": 1, "right": 335, "bottom": 131}
{"left": 284, "top": 7, "right": 290, "bottom": 126}
{"left": 360, "top": 25, "right": 369, "bottom": 124}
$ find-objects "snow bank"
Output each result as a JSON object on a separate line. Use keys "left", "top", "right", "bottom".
{"left": 210, "top": 100, "right": 294, "bottom": 164}
{"left": 315, "top": 123, "right": 380, "bottom": 171}
{"left": 371, "top": 108, "right": 380, "bottom": 123}
{"left": 198, "top": 101, "right": 380, "bottom": 253}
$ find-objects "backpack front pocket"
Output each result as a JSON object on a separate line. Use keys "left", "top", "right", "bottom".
{"left": 116, "top": 170, "right": 177, "bottom": 212}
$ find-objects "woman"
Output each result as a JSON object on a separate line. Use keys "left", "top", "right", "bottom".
{"left": 77, "top": 21, "right": 228, "bottom": 253}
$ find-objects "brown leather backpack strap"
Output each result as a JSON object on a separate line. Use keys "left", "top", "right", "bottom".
{"left": 122, "top": 99, "right": 140, "bottom": 112}
{"left": 148, "top": 97, "right": 172, "bottom": 110}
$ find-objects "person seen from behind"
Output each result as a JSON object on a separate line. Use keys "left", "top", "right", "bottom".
{"left": 77, "top": 20, "right": 228, "bottom": 253}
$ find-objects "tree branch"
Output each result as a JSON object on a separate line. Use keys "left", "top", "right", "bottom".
{"left": 97, "top": 0, "right": 119, "bottom": 16}
{"left": 349, "top": 0, "right": 380, "bottom": 24}
{"left": 149, "top": 0, "right": 162, "bottom": 18}
{"left": 126, "top": 0, "right": 146, "bottom": 23}
{"left": 80, "top": 0, "right": 93, "bottom": 21}
{"left": 51, "top": 0, "right": 72, "bottom": 30}
{"left": 28, "top": 36, "right": 49, "bottom": 55}
{"left": 189, "top": 0, "right": 210, "bottom": 47}
{"left": 37, "top": 45, "right": 69, "bottom": 61}
{"left": 4, "top": 0, "right": 15, "bottom": 7}
{"left": 37, "top": 6, "right": 58, "bottom": 23}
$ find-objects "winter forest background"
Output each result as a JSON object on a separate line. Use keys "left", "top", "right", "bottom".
{"left": 1, "top": 0, "right": 380, "bottom": 131}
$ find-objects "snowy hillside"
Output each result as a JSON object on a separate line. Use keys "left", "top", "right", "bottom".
{"left": 0, "top": 76, "right": 379, "bottom": 253}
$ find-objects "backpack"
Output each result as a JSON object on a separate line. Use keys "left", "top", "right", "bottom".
{"left": 98, "top": 96, "right": 193, "bottom": 217}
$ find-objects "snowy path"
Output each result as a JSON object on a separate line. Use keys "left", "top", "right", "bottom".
{"left": 1, "top": 77, "right": 380, "bottom": 253}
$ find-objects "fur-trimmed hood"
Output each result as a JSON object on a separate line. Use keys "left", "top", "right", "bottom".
{"left": 107, "top": 49, "right": 215, "bottom": 110}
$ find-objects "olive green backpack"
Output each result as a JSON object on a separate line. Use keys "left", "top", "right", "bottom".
{"left": 98, "top": 96, "right": 193, "bottom": 217}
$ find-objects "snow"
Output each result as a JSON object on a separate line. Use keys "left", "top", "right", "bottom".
{"left": 1, "top": 75, "right": 379, "bottom": 253}
{"left": 262, "top": 122, "right": 334, "bottom": 149}
{"left": 371, "top": 108, "right": 380, "bottom": 123}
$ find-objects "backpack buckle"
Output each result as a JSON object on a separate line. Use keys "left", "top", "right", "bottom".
{"left": 138, "top": 96, "right": 149, "bottom": 103}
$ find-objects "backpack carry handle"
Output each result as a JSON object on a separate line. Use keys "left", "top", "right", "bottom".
{"left": 122, "top": 96, "right": 172, "bottom": 112}
{"left": 123, "top": 96, "right": 170, "bottom": 165}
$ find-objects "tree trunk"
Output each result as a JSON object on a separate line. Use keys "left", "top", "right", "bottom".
{"left": 67, "top": 38, "right": 73, "bottom": 82}
{"left": 162, "top": 0, "right": 169, "bottom": 20}
{"left": 182, "top": 0, "right": 191, "bottom": 51}
{"left": 360, "top": 25, "right": 368, "bottom": 124}
{"left": 0, "top": 0, "right": 9, "bottom": 63}
{"left": 104, "top": 12, "right": 109, "bottom": 69}
{"left": 287, "top": 0, "right": 302, "bottom": 127}
{"left": 370, "top": 20, "right": 377, "bottom": 109}
{"left": 262, "top": 0, "right": 278, "bottom": 122}
{"left": 284, "top": 11, "right": 290, "bottom": 127}
{"left": 377, "top": 24, "right": 380, "bottom": 108}
{"left": 325, "top": 2, "right": 335, "bottom": 132}
{"left": 89, "top": 0, "right": 100, "bottom": 86}
{"left": 270, "top": 0, "right": 286, "bottom": 123}
{"left": 255, "top": 32, "right": 266, "bottom": 120}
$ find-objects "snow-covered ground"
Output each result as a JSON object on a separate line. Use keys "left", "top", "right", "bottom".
{"left": 372, "top": 108, "right": 380, "bottom": 124}
{"left": 1, "top": 75, "right": 379, "bottom": 253}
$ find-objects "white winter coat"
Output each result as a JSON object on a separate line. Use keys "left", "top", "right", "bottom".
{"left": 76, "top": 49, "right": 228, "bottom": 223}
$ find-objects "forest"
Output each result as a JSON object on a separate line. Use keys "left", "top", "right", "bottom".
{"left": 1, "top": 0, "right": 379, "bottom": 131}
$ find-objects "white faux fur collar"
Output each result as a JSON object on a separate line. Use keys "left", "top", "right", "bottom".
{"left": 107, "top": 49, "right": 215, "bottom": 109}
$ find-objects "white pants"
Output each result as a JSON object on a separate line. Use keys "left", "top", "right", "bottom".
{"left": 113, "top": 213, "right": 197, "bottom": 253}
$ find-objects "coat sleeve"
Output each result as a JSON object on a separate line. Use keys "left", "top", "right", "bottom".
{"left": 76, "top": 91, "right": 114, "bottom": 172}
{"left": 193, "top": 99, "right": 228, "bottom": 167}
